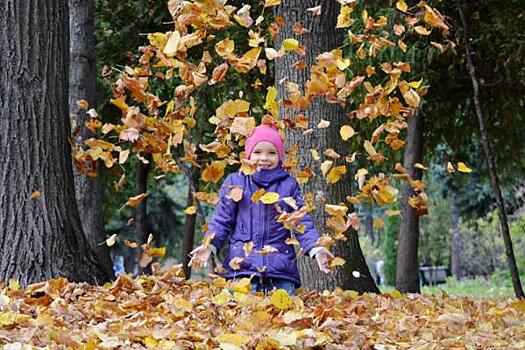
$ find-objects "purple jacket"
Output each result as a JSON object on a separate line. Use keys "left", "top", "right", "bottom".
{"left": 206, "top": 165, "right": 319, "bottom": 287}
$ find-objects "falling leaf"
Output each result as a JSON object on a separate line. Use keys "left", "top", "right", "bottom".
{"left": 184, "top": 206, "right": 197, "bottom": 215}
{"left": 396, "top": 0, "right": 408, "bottom": 12}
{"left": 414, "top": 163, "right": 428, "bottom": 170}
{"left": 317, "top": 119, "right": 330, "bottom": 128}
{"left": 260, "top": 192, "right": 280, "bottom": 204}
{"left": 264, "top": 0, "right": 281, "bottom": 7}
{"left": 340, "top": 125, "right": 355, "bottom": 141}
{"left": 414, "top": 26, "right": 431, "bottom": 35}
{"left": 126, "top": 193, "right": 148, "bottom": 207}
{"left": 373, "top": 217, "right": 384, "bottom": 230}
{"left": 385, "top": 209, "right": 401, "bottom": 217}
{"left": 31, "top": 191, "right": 40, "bottom": 199}
{"left": 229, "top": 257, "right": 245, "bottom": 270}
{"left": 325, "top": 204, "right": 348, "bottom": 217}
{"left": 352, "top": 270, "right": 360, "bottom": 277}
{"left": 307, "top": 5, "right": 322, "bottom": 16}
{"left": 364, "top": 140, "right": 377, "bottom": 156}
{"left": 330, "top": 257, "right": 346, "bottom": 268}
{"left": 282, "top": 38, "right": 299, "bottom": 51}
{"left": 327, "top": 165, "right": 347, "bottom": 184}
{"left": 76, "top": 99, "right": 89, "bottom": 110}
{"left": 201, "top": 161, "right": 226, "bottom": 183}
{"left": 124, "top": 240, "right": 138, "bottom": 248}
{"left": 106, "top": 234, "right": 117, "bottom": 247}
{"left": 446, "top": 162, "right": 455, "bottom": 173}
{"left": 226, "top": 186, "right": 243, "bottom": 202}
{"left": 457, "top": 162, "right": 472, "bottom": 173}
{"left": 336, "top": 5, "right": 354, "bottom": 28}
{"left": 251, "top": 188, "right": 266, "bottom": 203}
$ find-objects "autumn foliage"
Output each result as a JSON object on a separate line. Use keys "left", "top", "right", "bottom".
{"left": 1, "top": 269, "right": 524, "bottom": 348}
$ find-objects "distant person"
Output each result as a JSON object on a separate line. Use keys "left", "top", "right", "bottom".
{"left": 113, "top": 255, "right": 125, "bottom": 276}
{"left": 375, "top": 259, "right": 384, "bottom": 286}
{"left": 189, "top": 124, "right": 333, "bottom": 295}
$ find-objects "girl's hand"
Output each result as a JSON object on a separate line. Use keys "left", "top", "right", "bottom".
{"left": 315, "top": 248, "right": 334, "bottom": 274}
{"left": 189, "top": 245, "right": 212, "bottom": 270}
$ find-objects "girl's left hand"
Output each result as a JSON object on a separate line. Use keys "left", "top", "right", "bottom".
{"left": 315, "top": 248, "right": 334, "bottom": 274}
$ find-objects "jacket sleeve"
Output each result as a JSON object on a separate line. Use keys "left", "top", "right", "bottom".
{"left": 205, "top": 174, "right": 239, "bottom": 252}
{"left": 291, "top": 179, "right": 320, "bottom": 255}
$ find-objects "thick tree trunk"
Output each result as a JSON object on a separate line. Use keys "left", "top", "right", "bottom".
{"left": 458, "top": 2, "right": 524, "bottom": 298}
{"left": 69, "top": 0, "right": 113, "bottom": 279}
{"left": 396, "top": 112, "right": 423, "bottom": 293}
{"left": 449, "top": 185, "right": 463, "bottom": 279}
{"left": 276, "top": 0, "right": 378, "bottom": 293}
{"left": 0, "top": 0, "right": 108, "bottom": 286}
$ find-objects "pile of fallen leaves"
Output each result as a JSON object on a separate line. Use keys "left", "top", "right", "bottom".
{"left": 1, "top": 266, "right": 524, "bottom": 349}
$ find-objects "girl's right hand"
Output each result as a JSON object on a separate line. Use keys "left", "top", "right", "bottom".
{"left": 189, "top": 245, "right": 212, "bottom": 270}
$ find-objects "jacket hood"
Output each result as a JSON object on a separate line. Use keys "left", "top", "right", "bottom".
{"left": 250, "top": 163, "right": 289, "bottom": 188}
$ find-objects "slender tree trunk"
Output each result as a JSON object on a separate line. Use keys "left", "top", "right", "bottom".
{"left": 365, "top": 209, "right": 374, "bottom": 246}
{"left": 69, "top": 0, "right": 113, "bottom": 279}
{"left": 396, "top": 112, "right": 423, "bottom": 293}
{"left": 276, "top": 0, "right": 378, "bottom": 293}
{"left": 449, "top": 185, "right": 463, "bottom": 279}
{"left": 181, "top": 172, "right": 199, "bottom": 279}
{"left": 0, "top": 0, "right": 108, "bottom": 286}
{"left": 125, "top": 160, "right": 152, "bottom": 275}
{"left": 458, "top": 2, "right": 524, "bottom": 299}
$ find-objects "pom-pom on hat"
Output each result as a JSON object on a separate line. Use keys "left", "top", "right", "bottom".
{"left": 245, "top": 124, "right": 285, "bottom": 160}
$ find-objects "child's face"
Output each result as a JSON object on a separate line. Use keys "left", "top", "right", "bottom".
{"left": 250, "top": 141, "right": 279, "bottom": 170}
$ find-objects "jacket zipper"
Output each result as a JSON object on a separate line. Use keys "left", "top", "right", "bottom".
{"left": 261, "top": 201, "right": 267, "bottom": 278}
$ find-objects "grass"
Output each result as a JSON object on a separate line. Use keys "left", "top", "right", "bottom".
{"left": 379, "top": 276, "right": 517, "bottom": 299}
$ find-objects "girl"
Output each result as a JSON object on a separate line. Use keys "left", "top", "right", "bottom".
{"left": 190, "top": 124, "right": 332, "bottom": 295}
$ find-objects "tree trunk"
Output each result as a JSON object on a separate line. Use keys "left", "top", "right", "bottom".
{"left": 69, "top": 0, "right": 113, "bottom": 279}
{"left": 396, "top": 112, "right": 423, "bottom": 293}
{"left": 125, "top": 160, "right": 152, "bottom": 275}
{"left": 449, "top": 185, "right": 463, "bottom": 279}
{"left": 181, "top": 172, "right": 199, "bottom": 279}
{"left": 458, "top": 2, "right": 524, "bottom": 298}
{"left": 365, "top": 209, "right": 374, "bottom": 246}
{"left": 0, "top": 0, "right": 108, "bottom": 286}
{"left": 276, "top": 0, "right": 379, "bottom": 293}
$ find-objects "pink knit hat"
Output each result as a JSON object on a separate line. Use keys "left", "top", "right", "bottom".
{"left": 245, "top": 124, "right": 285, "bottom": 160}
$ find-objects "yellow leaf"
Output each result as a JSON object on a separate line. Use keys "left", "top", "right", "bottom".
{"left": 144, "top": 336, "right": 159, "bottom": 348}
{"left": 408, "top": 79, "right": 423, "bottom": 88}
{"left": 263, "top": 86, "right": 279, "bottom": 117}
{"left": 163, "top": 31, "right": 181, "bottom": 57}
{"left": 31, "top": 191, "right": 40, "bottom": 199}
{"left": 385, "top": 209, "right": 401, "bottom": 217}
{"left": 414, "top": 163, "right": 428, "bottom": 170}
{"left": 457, "top": 162, "right": 472, "bottom": 173}
{"left": 320, "top": 160, "right": 333, "bottom": 177}
{"left": 212, "top": 289, "right": 231, "bottom": 306}
{"left": 229, "top": 257, "right": 245, "bottom": 271}
{"left": 270, "top": 289, "right": 294, "bottom": 310}
{"left": 233, "top": 47, "right": 262, "bottom": 73}
{"left": 147, "top": 32, "right": 168, "bottom": 48}
{"left": 447, "top": 162, "right": 455, "bottom": 173}
{"left": 336, "top": 58, "right": 351, "bottom": 70}
{"left": 389, "top": 290, "right": 404, "bottom": 299}
{"left": 340, "top": 125, "right": 355, "bottom": 141}
{"left": 201, "top": 161, "right": 226, "bottom": 183}
{"left": 218, "top": 333, "right": 250, "bottom": 347}
{"left": 327, "top": 165, "right": 347, "bottom": 184}
{"left": 264, "top": 0, "right": 281, "bottom": 7}
{"left": 106, "top": 234, "right": 117, "bottom": 247}
{"left": 215, "top": 38, "right": 235, "bottom": 58}
{"left": 325, "top": 204, "right": 348, "bottom": 217}
{"left": 364, "top": 140, "right": 377, "bottom": 156}
{"left": 231, "top": 277, "right": 251, "bottom": 294}
{"left": 330, "top": 257, "right": 346, "bottom": 268}
{"left": 0, "top": 312, "right": 30, "bottom": 327}
{"left": 251, "top": 188, "right": 266, "bottom": 203}
{"left": 403, "top": 88, "right": 420, "bottom": 107}
{"left": 260, "top": 192, "right": 280, "bottom": 204}
{"left": 373, "top": 217, "right": 384, "bottom": 230}
{"left": 282, "top": 38, "right": 299, "bottom": 51}
{"left": 184, "top": 205, "right": 197, "bottom": 215}
{"left": 336, "top": 5, "right": 354, "bottom": 28}
{"left": 396, "top": 0, "right": 408, "bottom": 12}
{"left": 414, "top": 25, "right": 431, "bottom": 35}
{"left": 147, "top": 247, "right": 166, "bottom": 257}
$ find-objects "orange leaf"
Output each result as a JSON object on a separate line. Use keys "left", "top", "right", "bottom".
{"left": 127, "top": 193, "right": 148, "bottom": 207}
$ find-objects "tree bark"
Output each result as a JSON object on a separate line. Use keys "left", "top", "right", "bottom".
{"left": 276, "top": 0, "right": 379, "bottom": 293}
{"left": 125, "top": 160, "right": 152, "bottom": 275}
{"left": 69, "top": 0, "right": 113, "bottom": 279}
{"left": 396, "top": 112, "right": 423, "bottom": 293}
{"left": 0, "top": 0, "right": 109, "bottom": 286}
{"left": 458, "top": 2, "right": 524, "bottom": 298}
{"left": 449, "top": 185, "right": 463, "bottom": 279}
{"left": 181, "top": 171, "right": 199, "bottom": 279}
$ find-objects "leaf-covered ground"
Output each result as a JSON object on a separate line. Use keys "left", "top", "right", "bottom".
{"left": 1, "top": 266, "right": 524, "bottom": 349}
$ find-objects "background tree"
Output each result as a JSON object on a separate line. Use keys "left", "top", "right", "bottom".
{"left": 0, "top": 0, "right": 109, "bottom": 285}
{"left": 69, "top": 0, "right": 113, "bottom": 278}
